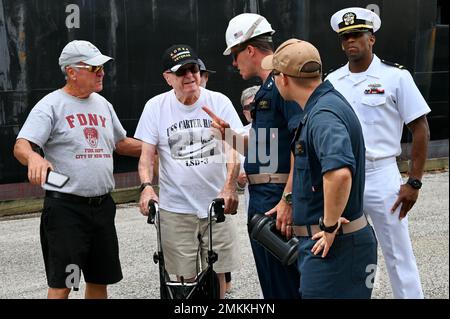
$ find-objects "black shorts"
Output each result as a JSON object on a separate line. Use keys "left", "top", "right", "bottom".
{"left": 40, "top": 194, "right": 122, "bottom": 288}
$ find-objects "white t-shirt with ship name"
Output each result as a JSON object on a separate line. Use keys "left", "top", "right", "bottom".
{"left": 135, "top": 87, "right": 243, "bottom": 218}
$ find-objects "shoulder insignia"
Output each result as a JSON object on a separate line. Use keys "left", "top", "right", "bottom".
{"left": 381, "top": 59, "right": 406, "bottom": 70}
{"left": 323, "top": 63, "right": 345, "bottom": 78}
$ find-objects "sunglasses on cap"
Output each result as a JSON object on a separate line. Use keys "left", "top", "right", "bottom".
{"left": 170, "top": 64, "right": 200, "bottom": 77}
{"left": 71, "top": 64, "right": 104, "bottom": 73}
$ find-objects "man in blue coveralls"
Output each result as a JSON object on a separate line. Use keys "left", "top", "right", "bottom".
{"left": 261, "top": 38, "right": 378, "bottom": 298}
{"left": 203, "top": 13, "right": 301, "bottom": 298}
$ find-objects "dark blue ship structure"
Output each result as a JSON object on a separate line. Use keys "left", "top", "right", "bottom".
{"left": 0, "top": 0, "right": 448, "bottom": 201}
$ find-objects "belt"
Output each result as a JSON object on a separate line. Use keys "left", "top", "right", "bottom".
{"left": 365, "top": 157, "right": 396, "bottom": 170}
{"left": 45, "top": 190, "right": 110, "bottom": 206}
{"left": 292, "top": 215, "right": 368, "bottom": 237}
{"left": 247, "top": 173, "right": 289, "bottom": 185}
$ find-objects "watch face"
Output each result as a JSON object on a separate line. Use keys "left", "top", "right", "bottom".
{"left": 283, "top": 192, "right": 292, "bottom": 204}
{"left": 408, "top": 178, "right": 422, "bottom": 189}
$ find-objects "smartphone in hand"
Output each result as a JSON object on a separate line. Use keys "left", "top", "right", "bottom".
{"left": 45, "top": 170, "right": 70, "bottom": 188}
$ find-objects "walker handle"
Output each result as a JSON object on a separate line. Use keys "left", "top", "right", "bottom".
{"left": 212, "top": 198, "right": 225, "bottom": 223}
{"left": 147, "top": 200, "right": 158, "bottom": 224}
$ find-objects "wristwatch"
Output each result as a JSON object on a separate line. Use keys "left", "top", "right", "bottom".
{"left": 406, "top": 178, "right": 422, "bottom": 190}
{"left": 139, "top": 182, "right": 153, "bottom": 193}
{"left": 319, "top": 216, "right": 339, "bottom": 233}
{"left": 282, "top": 192, "right": 292, "bottom": 205}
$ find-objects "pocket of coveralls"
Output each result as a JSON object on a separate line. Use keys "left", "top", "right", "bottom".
{"left": 351, "top": 226, "right": 378, "bottom": 284}
{"left": 360, "top": 96, "right": 386, "bottom": 125}
{"left": 295, "top": 156, "right": 313, "bottom": 199}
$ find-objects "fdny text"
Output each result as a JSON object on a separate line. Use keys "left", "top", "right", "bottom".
{"left": 66, "top": 113, "right": 107, "bottom": 129}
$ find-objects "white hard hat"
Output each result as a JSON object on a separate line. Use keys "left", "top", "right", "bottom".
{"left": 223, "top": 13, "right": 275, "bottom": 55}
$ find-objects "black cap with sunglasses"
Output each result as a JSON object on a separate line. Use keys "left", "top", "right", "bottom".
{"left": 162, "top": 44, "right": 200, "bottom": 73}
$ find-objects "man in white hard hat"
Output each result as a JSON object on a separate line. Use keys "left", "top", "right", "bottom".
{"left": 14, "top": 40, "right": 141, "bottom": 299}
{"left": 204, "top": 13, "right": 301, "bottom": 298}
{"left": 326, "top": 7, "right": 430, "bottom": 298}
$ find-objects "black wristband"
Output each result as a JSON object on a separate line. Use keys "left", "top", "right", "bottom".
{"left": 139, "top": 182, "right": 153, "bottom": 193}
{"left": 319, "top": 216, "right": 339, "bottom": 233}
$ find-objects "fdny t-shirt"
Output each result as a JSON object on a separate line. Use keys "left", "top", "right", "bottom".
{"left": 17, "top": 89, "right": 127, "bottom": 197}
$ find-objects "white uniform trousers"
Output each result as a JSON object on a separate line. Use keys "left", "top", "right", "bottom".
{"left": 364, "top": 158, "right": 424, "bottom": 299}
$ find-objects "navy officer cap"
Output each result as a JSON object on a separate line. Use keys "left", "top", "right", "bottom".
{"left": 330, "top": 7, "right": 381, "bottom": 35}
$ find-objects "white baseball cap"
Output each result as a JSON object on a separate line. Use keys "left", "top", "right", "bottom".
{"left": 59, "top": 40, "right": 113, "bottom": 71}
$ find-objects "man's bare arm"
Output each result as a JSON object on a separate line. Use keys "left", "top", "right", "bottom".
{"left": 220, "top": 142, "right": 240, "bottom": 214}
{"left": 265, "top": 153, "right": 294, "bottom": 237}
{"left": 202, "top": 106, "right": 248, "bottom": 155}
{"left": 311, "top": 167, "right": 352, "bottom": 257}
{"left": 323, "top": 167, "right": 352, "bottom": 226}
{"left": 391, "top": 115, "right": 430, "bottom": 219}
{"left": 116, "top": 137, "right": 142, "bottom": 157}
{"left": 138, "top": 142, "right": 159, "bottom": 215}
{"left": 13, "top": 138, "right": 53, "bottom": 186}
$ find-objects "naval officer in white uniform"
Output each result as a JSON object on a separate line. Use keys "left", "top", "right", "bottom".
{"left": 326, "top": 7, "right": 430, "bottom": 298}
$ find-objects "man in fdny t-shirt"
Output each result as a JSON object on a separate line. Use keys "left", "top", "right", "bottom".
{"left": 14, "top": 40, "right": 141, "bottom": 299}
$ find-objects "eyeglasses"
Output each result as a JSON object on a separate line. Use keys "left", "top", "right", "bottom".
{"left": 242, "top": 101, "right": 254, "bottom": 111}
{"left": 231, "top": 45, "right": 248, "bottom": 62}
{"left": 272, "top": 69, "right": 282, "bottom": 76}
{"left": 72, "top": 65, "right": 104, "bottom": 73}
{"left": 172, "top": 64, "right": 200, "bottom": 77}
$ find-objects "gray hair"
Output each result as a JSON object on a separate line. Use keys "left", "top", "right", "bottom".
{"left": 240, "top": 85, "right": 261, "bottom": 107}
{"left": 62, "top": 65, "right": 80, "bottom": 80}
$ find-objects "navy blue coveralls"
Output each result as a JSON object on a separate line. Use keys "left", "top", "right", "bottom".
{"left": 292, "top": 81, "right": 377, "bottom": 299}
{"left": 245, "top": 76, "right": 302, "bottom": 299}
